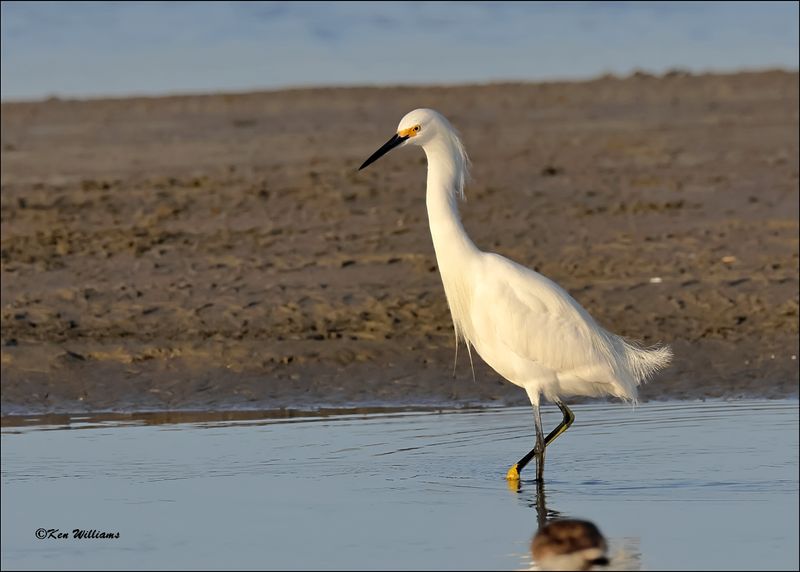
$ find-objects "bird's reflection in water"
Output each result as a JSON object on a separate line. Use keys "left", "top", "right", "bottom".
{"left": 509, "top": 478, "right": 564, "bottom": 529}
{"left": 510, "top": 480, "right": 641, "bottom": 571}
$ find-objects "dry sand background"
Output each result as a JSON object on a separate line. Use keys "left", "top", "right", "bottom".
{"left": 1, "top": 70, "right": 798, "bottom": 415}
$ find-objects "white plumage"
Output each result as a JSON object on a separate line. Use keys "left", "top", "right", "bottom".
{"left": 359, "top": 108, "right": 672, "bottom": 481}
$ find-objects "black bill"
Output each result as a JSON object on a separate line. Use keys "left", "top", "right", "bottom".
{"left": 358, "top": 133, "right": 408, "bottom": 170}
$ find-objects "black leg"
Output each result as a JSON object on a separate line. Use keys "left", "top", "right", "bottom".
{"left": 544, "top": 401, "right": 575, "bottom": 446}
{"left": 506, "top": 401, "right": 575, "bottom": 481}
{"left": 534, "top": 403, "right": 546, "bottom": 481}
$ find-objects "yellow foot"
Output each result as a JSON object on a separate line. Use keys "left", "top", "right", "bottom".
{"left": 505, "top": 464, "right": 520, "bottom": 481}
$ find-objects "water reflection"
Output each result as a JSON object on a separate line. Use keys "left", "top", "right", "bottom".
{"left": 512, "top": 481, "right": 642, "bottom": 571}
{"left": 509, "top": 479, "right": 563, "bottom": 528}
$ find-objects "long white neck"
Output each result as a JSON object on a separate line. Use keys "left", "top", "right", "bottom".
{"left": 423, "top": 133, "right": 480, "bottom": 343}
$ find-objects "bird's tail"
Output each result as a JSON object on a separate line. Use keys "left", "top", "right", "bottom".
{"left": 618, "top": 338, "right": 673, "bottom": 386}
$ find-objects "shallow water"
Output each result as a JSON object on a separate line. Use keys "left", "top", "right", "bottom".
{"left": 3, "top": 2, "right": 799, "bottom": 99}
{"left": 2, "top": 400, "right": 798, "bottom": 570}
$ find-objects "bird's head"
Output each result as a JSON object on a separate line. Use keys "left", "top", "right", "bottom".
{"left": 359, "top": 108, "right": 449, "bottom": 170}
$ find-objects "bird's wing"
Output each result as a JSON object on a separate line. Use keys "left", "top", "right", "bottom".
{"left": 472, "top": 254, "right": 614, "bottom": 377}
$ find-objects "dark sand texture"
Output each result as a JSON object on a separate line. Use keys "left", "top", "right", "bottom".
{"left": 1, "top": 71, "right": 798, "bottom": 415}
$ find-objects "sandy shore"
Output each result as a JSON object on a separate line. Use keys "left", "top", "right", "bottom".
{"left": 1, "top": 70, "right": 798, "bottom": 415}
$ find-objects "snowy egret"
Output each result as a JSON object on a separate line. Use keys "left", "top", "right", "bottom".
{"left": 359, "top": 108, "right": 672, "bottom": 481}
{"left": 531, "top": 519, "right": 609, "bottom": 571}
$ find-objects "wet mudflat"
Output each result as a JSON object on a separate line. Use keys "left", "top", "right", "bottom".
{"left": 2, "top": 399, "right": 798, "bottom": 570}
{"left": 3, "top": 72, "right": 798, "bottom": 413}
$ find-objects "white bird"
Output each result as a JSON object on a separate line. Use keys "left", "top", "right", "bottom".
{"left": 359, "top": 108, "right": 672, "bottom": 482}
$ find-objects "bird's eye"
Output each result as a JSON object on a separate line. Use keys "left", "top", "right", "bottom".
{"left": 413, "top": 125, "right": 420, "bottom": 132}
